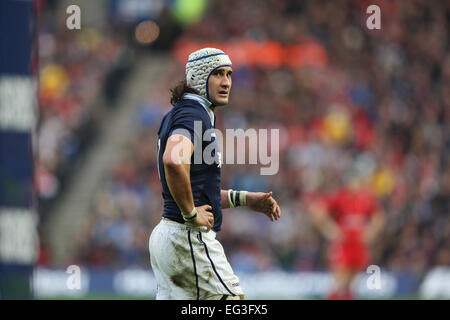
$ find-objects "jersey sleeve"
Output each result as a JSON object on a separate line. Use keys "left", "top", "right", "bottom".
{"left": 168, "top": 106, "right": 204, "bottom": 144}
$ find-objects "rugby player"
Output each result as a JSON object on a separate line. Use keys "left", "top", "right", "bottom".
{"left": 309, "top": 175, "right": 385, "bottom": 300}
{"left": 149, "top": 48, "right": 281, "bottom": 300}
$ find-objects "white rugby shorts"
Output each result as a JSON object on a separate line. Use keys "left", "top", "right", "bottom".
{"left": 149, "top": 218, "right": 244, "bottom": 300}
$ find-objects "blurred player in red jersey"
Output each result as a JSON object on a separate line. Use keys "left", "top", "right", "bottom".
{"left": 309, "top": 175, "right": 385, "bottom": 300}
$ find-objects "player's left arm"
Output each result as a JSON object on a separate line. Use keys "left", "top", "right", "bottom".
{"left": 363, "top": 194, "right": 386, "bottom": 244}
{"left": 363, "top": 210, "right": 386, "bottom": 245}
{"left": 220, "top": 189, "right": 281, "bottom": 222}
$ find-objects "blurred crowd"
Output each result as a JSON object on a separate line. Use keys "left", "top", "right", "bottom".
{"left": 35, "top": 1, "right": 134, "bottom": 264}
{"left": 61, "top": 0, "right": 449, "bottom": 281}
{"left": 36, "top": 4, "right": 130, "bottom": 215}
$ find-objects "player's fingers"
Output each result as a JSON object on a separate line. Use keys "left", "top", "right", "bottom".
{"left": 263, "top": 207, "right": 273, "bottom": 221}
{"left": 271, "top": 205, "right": 278, "bottom": 220}
{"left": 271, "top": 207, "right": 277, "bottom": 219}
{"left": 276, "top": 205, "right": 281, "bottom": 218}
{"left": 264, "top": 191, "right": 273, "bottom": 199}
{"left": 267, "top": 198, "right": 276, "bottom": 211}
{"left": 267, "top": 206, "right": 277, "bottom": 221}
{"left": 270, "top": 199, "right": 276, "bottom": 210}
{"left": 203, "top": 215, "right": 213, "bottom": 232}
{"left": 199, "top": 205, "right": 213, "bottom": 217}
{"left": 198, "top": 205, "right": 210, "bottom": 211}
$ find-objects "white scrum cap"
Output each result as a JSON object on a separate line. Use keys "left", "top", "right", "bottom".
{"left": 185, "top": 48, "right": 232, "bottom": 100}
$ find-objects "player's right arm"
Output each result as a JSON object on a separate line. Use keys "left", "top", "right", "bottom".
{"left": 163, "top": 134, "right": 214, "bottom": 230}
{"left": 309, "top": 199, "right": 342, "bottom": 242}
{"left": 363, "top": 210, "right": 385, "bottom": 244}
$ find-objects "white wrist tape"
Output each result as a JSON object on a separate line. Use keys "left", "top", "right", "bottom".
{"left": 227, "top": 189, "right": 236, "bottom": 208}
{"left": 239, "top": 190, "right": 247, "bottom": 206}
{"left": 227, "top": 189, "right": 247, "bottom": 208}
{"left": 182, "top": 207, "right": 198, "bottom": 221}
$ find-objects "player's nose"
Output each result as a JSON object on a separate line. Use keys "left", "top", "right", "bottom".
{"left": 220, "top": 75, "right": 231, "bottom": 88}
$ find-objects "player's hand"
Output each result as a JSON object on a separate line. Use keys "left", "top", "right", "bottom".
{"left": 193, "top": 205, "right": 214, "bottom": 232}
{"left": 362, "top": 229, "right": 374, "bottom": 245}
{"left": 326, "top": 225, "right": 343, "bottom": 242}
{"left": 247, "top": 191, "right": 281, "bottom": 222}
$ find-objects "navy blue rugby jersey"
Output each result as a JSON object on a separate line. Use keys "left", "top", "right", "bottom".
{"left": 157, "top": 93, "right": 223, "bottom": 231}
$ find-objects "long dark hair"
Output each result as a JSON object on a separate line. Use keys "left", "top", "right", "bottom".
{"left": 170, "top": 80, "right": 199, "bottom": 106}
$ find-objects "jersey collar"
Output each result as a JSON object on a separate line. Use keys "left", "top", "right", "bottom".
{"left": 183, "top": 93, "right": 214, "bottom": 126}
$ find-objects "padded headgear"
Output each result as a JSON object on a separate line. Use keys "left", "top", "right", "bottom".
{"left": 185, "top": 48, "right": 232, "bottom": 100}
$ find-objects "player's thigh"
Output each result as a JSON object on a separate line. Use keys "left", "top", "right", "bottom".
{"left": 192, "top": 231, "right": 244, "bottom": 299}
{"left": 150, "top": 222, "right": 189, "bottom": 269}
{"left": 160, "top": 227, "right": 201, "bottom": 298}
{"left": 149, "top": 222, "right": 173, "bottom": 299}
{"left": 149, "top": 221, "right": 197, "bottom": 299}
